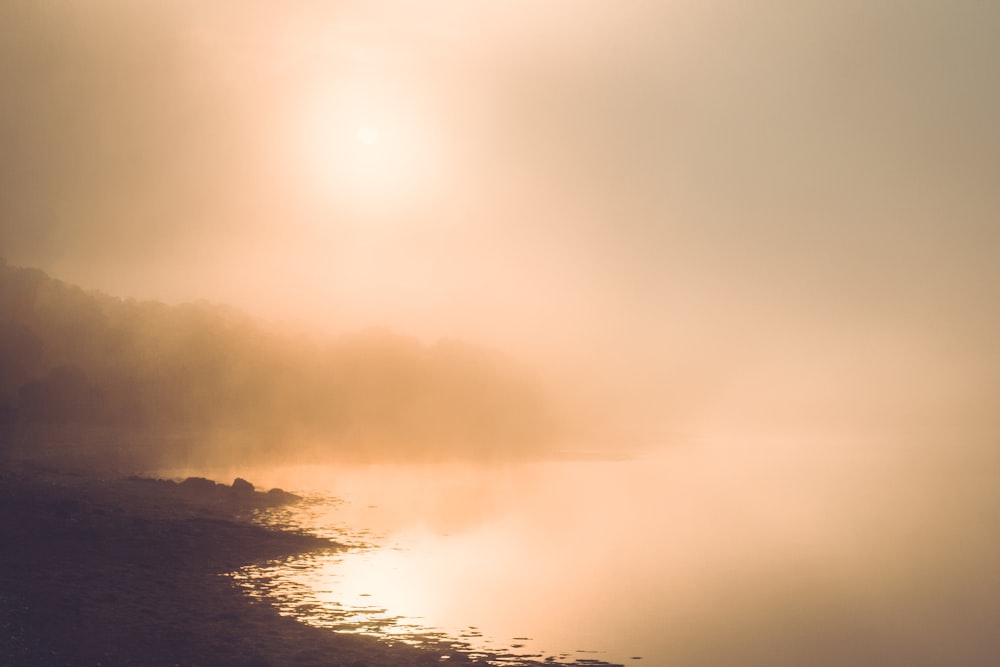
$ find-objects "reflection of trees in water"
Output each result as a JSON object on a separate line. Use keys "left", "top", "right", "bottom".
{"left": 0, "top": 260, "right": 555, "bottom": 460}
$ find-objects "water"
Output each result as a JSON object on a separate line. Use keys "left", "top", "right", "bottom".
{"left": 223, "top": 441, "right": 1000, "bottom": 665}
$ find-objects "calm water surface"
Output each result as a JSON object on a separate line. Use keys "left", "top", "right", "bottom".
{"left": 218, "top": 442, "right": 1000, "bottom": 665}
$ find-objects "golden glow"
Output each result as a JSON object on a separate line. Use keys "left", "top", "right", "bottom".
{"left": 234, "top": 448, "right": 1000, "bottom": 664}
{"left": 2, "top": 3, "right": 999, "bottom": 660}
{"left": 355, "top": 126, "right": 382, "bottom": 145}
{"left": 288, "top": 76, "right": 449, "bottom": 218}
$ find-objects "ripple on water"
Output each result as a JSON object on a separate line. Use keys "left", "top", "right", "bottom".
{"left": 233, "top": 498, "right": 627, "bottom": 666}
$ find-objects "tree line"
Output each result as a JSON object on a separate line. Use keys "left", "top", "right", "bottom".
{"left": 0, "top": 259, "right": 556, "bottom": 461}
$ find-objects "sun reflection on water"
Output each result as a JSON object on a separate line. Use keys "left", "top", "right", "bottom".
{"left": 230, "top": 544, "right": 622, "bottom": 665}
{"left": 235, "top": 479, "right": 631, "bottom": 666}
{"left": 222, "top": 444, "right": 1000, "bottom": 666}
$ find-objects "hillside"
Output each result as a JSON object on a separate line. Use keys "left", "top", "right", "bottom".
{"left": 0, "top": 260, "right": 556, "bottom": 465}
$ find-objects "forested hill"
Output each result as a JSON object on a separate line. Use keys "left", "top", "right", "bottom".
{"left": 0, "top": 259, "right": 556, "bottom": 463}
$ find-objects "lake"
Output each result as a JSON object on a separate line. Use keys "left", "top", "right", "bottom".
{"left": 205, "top": 439, "right": 1000, "bottom": 665}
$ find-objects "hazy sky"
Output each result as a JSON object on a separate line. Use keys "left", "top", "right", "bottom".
{"left": 2, "top": 0, "right": 998, "bottom": 440}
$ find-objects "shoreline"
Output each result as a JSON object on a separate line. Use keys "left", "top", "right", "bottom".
{"left": 0, "top": 428, "right": 625, "bottom": 667}
{"left": 0, "top": 459, "right": 481, "bottom": 667}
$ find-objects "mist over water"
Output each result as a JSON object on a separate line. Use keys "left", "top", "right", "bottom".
{"left": 2, "top": 2, "right": 999, "bottom": 663}
{"left": 188, "top": 436, "right": 1000, "bottom": 666}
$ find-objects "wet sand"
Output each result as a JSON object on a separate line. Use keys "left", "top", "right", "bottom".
{"left": 0, "top": 461, "right": 480, "bottom": 667}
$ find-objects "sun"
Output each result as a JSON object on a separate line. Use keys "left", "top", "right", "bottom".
{"left": 291, "top": 82, "right": 449, "bottom": 215}
{"left": 355, "top": 126, "right": 382, "bottom": 145}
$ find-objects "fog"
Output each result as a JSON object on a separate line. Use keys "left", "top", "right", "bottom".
{"left": 2, "top": 4, "right": 1000, "bottom": 663}
{"left": 2, "top": 0, "right": 998, "bottom": 450}
{"left": 195, "top": 442, "right": 1000, "bottom": 664}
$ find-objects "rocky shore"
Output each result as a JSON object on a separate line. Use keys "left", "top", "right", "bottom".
{"left": 0, "top": 461, "right": 477, "bottom": 667}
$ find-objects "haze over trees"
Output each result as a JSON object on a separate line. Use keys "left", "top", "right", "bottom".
{"left": 0, "top": 259, "right": 557, "bottom": 464}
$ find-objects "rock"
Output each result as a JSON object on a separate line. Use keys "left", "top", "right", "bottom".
{"left": 180, "top": 476, "right": 218, "bottom": 492}
{"left": 266, "top": 488, "right": 301, "bottom": 504}
{"left": 231, "top": 477, "right": 254, "bottom": 494}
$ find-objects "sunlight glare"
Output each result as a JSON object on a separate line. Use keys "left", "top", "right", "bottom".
{"left": 290, "top": 81, "right": 447, "bottom": 216}
{"left": 356, "top": 126, "right": 382, "bottom": 145}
